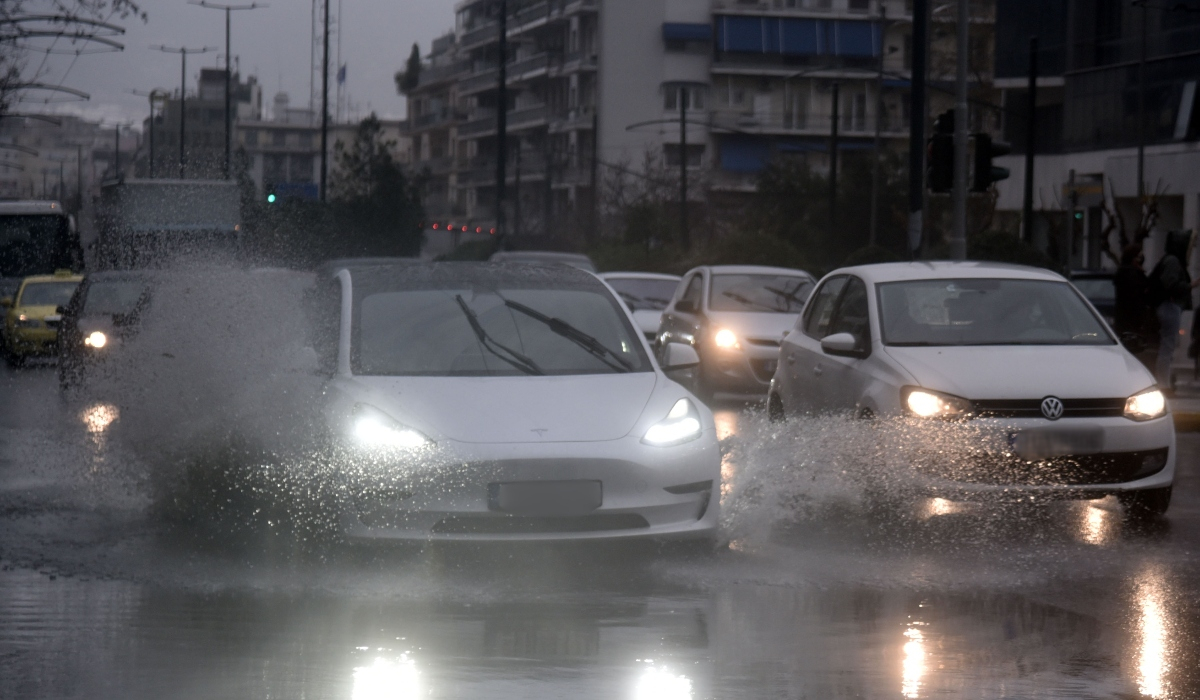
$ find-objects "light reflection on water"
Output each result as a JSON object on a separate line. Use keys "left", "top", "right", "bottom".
{"left": 901, "top": 625, "right": 927, "bottom": 698}
{"left": 352, "top": 655, "right": 420, "bottom": 700}
{"left": 80, "top": 403, "right": 119, "bottom": 434}
{"left": 1078, "top": 503, "right": 1118, "bottom": 546}
{"left": 634, "top": 664, "right": 692, "bottom": 700}
{"left": 1135, "top": 569, "right": 1173, "bottom": 698}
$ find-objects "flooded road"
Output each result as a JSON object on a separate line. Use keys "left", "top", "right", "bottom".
{"left": 2, "top": 364, "right": 1199, "bottom": 699}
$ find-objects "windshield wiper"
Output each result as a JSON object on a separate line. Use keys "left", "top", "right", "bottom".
{"left": 501, "top": 297, "right": 634, "bottom": 373}
{"left": 764, "top": 285, "right": 807, "bottom": 307}
{"left": 722, "top": 290, "right": 778, "bottom": 312}
{"left": 454, "top": 295, "right": 543, "bottom": 376}
{"left": 616, "top": 291, "right": 645, "bottom": 308}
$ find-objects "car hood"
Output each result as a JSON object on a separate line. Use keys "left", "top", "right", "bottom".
{"left": 705, "top": 311, "right": 798, "bottom": 343}
{"left": 343, "top": 372, "right": 660, "bottom": 443}
{"left": 883, "top": 344, "right": 1155, "bottom": 399}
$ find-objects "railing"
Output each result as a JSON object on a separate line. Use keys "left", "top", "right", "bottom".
{"left": 412, "top": 109, "right": 464, "bottom": 129}
{"left": 508, "top": 53, "right": 551, "bottom": 78}
{"left": 416, "top": 60, "right": 470, "bottom": 88}
{"left": 508, "top": 105, "right": 548, "bottom": 129}
{"left": 460, "top": 22, "right": 498, "bottom": 47}
{"left": 459, "top": 68, "right": 499, "bottom": 94}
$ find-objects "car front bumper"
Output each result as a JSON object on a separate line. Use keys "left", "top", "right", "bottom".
{"left": 5, "top": 326, "right": 58, "bottom": 356}
{"left": 702, "top": 344, "right": 779, "bottom": 395}
{"left": 338, "top": 432, "right": 722, "bottom": 542}
{"left": 894, "top": 415, "right": 1175, "bottom": 499}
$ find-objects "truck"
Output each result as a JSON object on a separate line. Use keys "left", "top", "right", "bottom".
{"left": 96, "top": 179, "right": 241, "bottom": 268}
{"left": 0, "top": 200, "right": 83, "bottom": 299}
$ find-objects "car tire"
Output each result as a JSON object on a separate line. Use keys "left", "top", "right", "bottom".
{"left": 1118, "top": 486, "right": 1172, "bottom": 520}
{"left": 768, "top": 393, "right": 785, "bottom": 423}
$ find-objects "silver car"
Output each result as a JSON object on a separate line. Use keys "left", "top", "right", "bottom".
{"left": 657, "top": 265, "right": 815, "bottom": 400}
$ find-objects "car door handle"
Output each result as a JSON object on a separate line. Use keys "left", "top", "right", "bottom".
{"left": 786, "top": 352, "right": 796, "bottom": 365}
{"left": 812, "top": 364, "right": 824, "bottom": 376}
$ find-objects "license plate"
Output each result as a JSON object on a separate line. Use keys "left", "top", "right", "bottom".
{"left": 1009, "top": 427, "right": 1104, "bottom": 460}
{"left": 488, "top": 480, "right": 602, "bottom": 516}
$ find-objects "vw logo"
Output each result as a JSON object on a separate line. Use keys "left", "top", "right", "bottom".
{"left": 1040, "top": 396, "right": 1064, "bottom": 420}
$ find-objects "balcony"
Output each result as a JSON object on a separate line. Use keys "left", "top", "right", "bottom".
{"left": 507, "top": 53, "right": 551, "bottom": 80}
{"left": 415, "top": 60, "right": 470, "bottom": 89}
{"left": 459, "top": 105, "right": 548, "bottom": 137}
{"left": 460, "top": 22, "right": 498, "bottom": 49}
{"left": 459, "top": 68, "right": 499, "bottom": 96}
{"left": 411, "top": 108, "right": 465, "bottom": 130}
{"left": 548, "top": 106, "right": 595, "bottom": 132}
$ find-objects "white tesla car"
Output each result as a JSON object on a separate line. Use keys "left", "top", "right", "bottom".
{"left": 310, "top": 261, "right": 721, "bottom": 542}
{"left": 657, "top": 265, "right": 815, "bottom": 400}
{"left": 768, "top": 262, "right": 1175, "bottom": 518}
{"left": 598, "top": 271, "right": 682, "bottom": 344}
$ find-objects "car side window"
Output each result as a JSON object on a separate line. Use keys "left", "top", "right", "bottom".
{"left": 680, "top": 274, "right": 703, "bottom": 306}
{"left": 803, "top": 276, "right": 848, "bottom": 339}
{"left": 828, "top": 276, "right": 871, "bottom": 351}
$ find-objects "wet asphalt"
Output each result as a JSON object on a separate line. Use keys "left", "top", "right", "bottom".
{"left": 1, "top": 362, "right": 1198, "bottom": 700}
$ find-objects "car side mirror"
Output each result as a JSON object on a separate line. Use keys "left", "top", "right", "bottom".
{"left": 661, "top": 342, "right": 700, "bottom": 371}
{"left": 821, "top": 332, "right": 866, "bottom": 358}
{"left": 55, "top": 305, "right": 66, "bottom": 315}
{"left": 0, "top": 297, "right": 11, "bottom": 309}
{"left": 675, "top": 299, "right": 697, "bottom": 314}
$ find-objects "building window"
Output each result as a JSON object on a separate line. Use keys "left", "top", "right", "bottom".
{"left": 664, "top": 87, "right": 705, "bottom": 112}
{"left": 243, "top": 129, "right": 258, "bottom": 146}
{"left": 299, "top": 131, "right": 313, "bottom": 148}
{"left": 272, "top": 130, "right": 286, "bottom": 146}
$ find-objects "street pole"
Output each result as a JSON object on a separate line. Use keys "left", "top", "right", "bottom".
{"left": 679, "top": 86, "right": 690, "bottom": 251}
{"left": 907, "top": 0, "right": 928, "bottom": 258}
{"left": 76, "top": 145, "right": 83, "bottom": 213}
{"left": 495, "top": 0, "right": 508, "bottom": 241}
{"left": 514, "top": 137, "right": 521, "bottom": 237}
{"left": 589, "top": 109, "right": 598, "bottom": 242}
{"left": 1021, "top": 36, "right": 1038, "bottom": 243}
{"left": 114, "top": 125, "right": 120, "bottom": 181}
{"left": 829, "top": 81, "right": 840, "bottom": 238}
{"left": 190, "top": 3, "right": 268, "bottom": 180}
{"left": 869, "top": 7, "right": 887, "bottom": 248}
{"left": 1137, "top": 0, "right": 1147, "bottom": 202}
{"left": 152, "top": 45, "right": 216, "bottom": 180}
{"left": 950, "top": 0, "right": 969, "bottom": 260}
{"left": 320, "top": 0, "right": 330, "bottom": 201}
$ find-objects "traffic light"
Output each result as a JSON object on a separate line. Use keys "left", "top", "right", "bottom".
{"left": 927, "top": 110, "right": 955, "bottom": 193}
{"left": 971, "top": 133, "right": 1011, "bottom": 192}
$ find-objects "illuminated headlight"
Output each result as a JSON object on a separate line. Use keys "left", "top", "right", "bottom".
{"left": 713, "top": 328, "right": 739, "bottom": 349}
{"left": 352, "top": 404, "right": 432, "bottom": 450}
{"left": 902, "top": 386, "right": 971, "bottom": 419}
{"left": 1124, "top": 388, "right": 1167, "bottom": 422}
{"left": 642, "top": 398, "right": 703, "bottom": 446}
{"left": 83, "top": 331, "right": 107, "bottom": 348}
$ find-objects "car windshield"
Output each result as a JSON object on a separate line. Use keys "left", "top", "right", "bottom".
{"left": 709, "top": 274, "right": 813, "bottom": 313}
{"left": 18, "top": 280, "right": 78, "bottom": 307}
{"left": 0, "top": 215, "right": 67, "bottom": 279}
{"left": 1072, "top": 277, "right": 1115, "bottom": 304}
{"left": 83, "top": 280, "right": 150, "bottom": 316}
{"left": 878, "top": 278, "right": 1115, "bottom": 346}
{"left": 605, "top": 277, "right": 680, "bottom": 311}
{"left": 353, "top": 273, "right": 650, "bottom": 377}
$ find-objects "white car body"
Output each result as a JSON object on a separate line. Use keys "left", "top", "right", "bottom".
{"left": 658, "top": 265, "right": 815, "bottom": 398}
{"left": 315, "top": 262, "right": 720, "bottom": 541}
{"left": 487, "top": 250, "right": 597, "bottom": 273}
{"left": 769, "top": 261, "right": 1175, "bottom": 505}
{"left": 598, "top": 272, "right": 683, "bottom": 342}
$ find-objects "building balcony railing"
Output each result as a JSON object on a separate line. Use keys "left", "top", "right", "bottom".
{"left": 459, "top": 68, "right": 499, "bottom": 95}
{"left": 415, "top": 60, "right": 470, "bottom": 89}
{"left": 710, "top": 110, "right": 910, "bottom": 136}
{"left": 457, "top": 0, "right": 597, "bottom": 50}
{"left": 548, "top": 105, "right": 595, "bottom": 132}
{"left": 411, "top": 109, "right": 466, "bottom": 130}
{"left": 460, "top": 105, "right": 549, "bottom": 137}
{"left": 508, "top": 53, "right": 551, "bottom": 79}
{"left": 460, "top": 22, "right": 499, "bottom": 49}
{"left": 415, "top": 155, "right": 455, "bottom": 175}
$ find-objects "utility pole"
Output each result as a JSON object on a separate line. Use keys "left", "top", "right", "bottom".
{"left": 113, "top": 125, "right": 120, "bottom": 181}
{"left": 950, "top": 0, "right": 969, "bottom": 260}
{"left": 514, "top": 137, "right": 522, "bottom": 237}
{"left": 907, "top": 0, "right": 928, "bottom": 257}
{"left": 76, "top": 144, "right": 83, "bottom": 213}
{"left": 869, "top": 6, "right": 887, "bottom": 248}
{"left": 829, "top": 81, "right": 840, "bottom": 239}
{"left": 495, "top": 0, "right": 508, "bottom": 240}
{"left": 679, "top": 85, "right": 689, "bottom": 251}
{"left": 152, "top": 45, "right": 216, "bottom": 179}
{"left": 589, "top": 109, "right": 598, "bottom": 243}
{"left": 1021, "top": 36, "right": 1038, "bottom": 243}
{"left": 320, "top": 0, "right": 330, "bottom": 200}
{"left": 1136, "top": 0, "right": 1147, "bottom": 201}
{"left": 190, "top": 1, "right": 269, "bottom": 181}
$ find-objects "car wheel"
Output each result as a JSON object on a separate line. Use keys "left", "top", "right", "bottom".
{"left": 1118, "top": 486, "right": 1172, "bottom": 520}
{"left": 768, "top": 393, "right": 785, "bottom": 423}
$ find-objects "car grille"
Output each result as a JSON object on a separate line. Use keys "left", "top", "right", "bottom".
{"left": 914, "top": 448, "right": 1168, "bottom": 486}
{"left": 432, "top": 514, "right": 650, "bottom": 535}
{"left": 971, "top": 398, "right": 1126, "bottom": 419}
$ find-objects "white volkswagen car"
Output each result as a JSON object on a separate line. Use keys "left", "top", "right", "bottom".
{"left": 768, "top": 262, "right": 1175, "bottom": 518}
{"left": 657, "top": 265, "right": 815, "bottom": 400}
{"left": 310, "top": 262, "right": 721, "bottom": 542}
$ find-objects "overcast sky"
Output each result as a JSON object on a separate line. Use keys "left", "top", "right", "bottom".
{"left": 26, "top": 0, "right": 456, "bottom": 127}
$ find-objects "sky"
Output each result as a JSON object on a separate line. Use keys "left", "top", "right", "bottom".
{"left": 21, "top": 0, "right": 457, "bottom": 127}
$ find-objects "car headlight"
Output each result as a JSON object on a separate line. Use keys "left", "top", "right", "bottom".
{"left": 83, "top": 331, "right": 107, "bottom": 348}
{"left": 713, "top": 328, "right": 739, "bottom": 349}
{"left": 902, "top": 386, "right": 971, "bottom": 419}
{"left": 1124, "top": 388, "right": 1167, "bottom": 422}
{"left": 642, "top": 398, "right": 703, "bottom": 446}
{"left": 352, "top": 404, "right": 432, "bottom": 450}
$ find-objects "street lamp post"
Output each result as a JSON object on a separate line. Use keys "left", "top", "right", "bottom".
{"left": 151, "top": 45, "right": 216, "bottom": 179}
{"left": 190, "top": 1, "right": 269, "bottom": 181}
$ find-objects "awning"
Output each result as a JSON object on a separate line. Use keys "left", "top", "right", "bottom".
{"left": 720, "top": 138, "right": 772, "bottom": 172}
{"left": 662, "top": 22, "right": 712, "bottom": 42}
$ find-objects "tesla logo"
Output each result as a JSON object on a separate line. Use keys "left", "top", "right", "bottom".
{"left": 1040, "top": 397, "right": 1064, "bottom": 420}
{"left": 530, "top": 428, "right": 548, "bottom": 437}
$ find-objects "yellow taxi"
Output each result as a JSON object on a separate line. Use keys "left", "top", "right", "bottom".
{"left": 2, "top": 270, "right": 83, "bottom": 366}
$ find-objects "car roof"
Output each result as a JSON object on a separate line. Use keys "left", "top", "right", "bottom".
{"left": 341, "top": 261, "right": 604, "bottom": 290}
{"left": 598, "top": 271, "right": 682, "bottom": 281}
{"left": 1069, "top": 269, "right": 1114, "bottom": 279}
{"left": 693, "top": 264, "right": 815, "bottom": 278}
{"left": 21, "top": 273, "right": 83, "bottom": 284}
{"left": 829, "top": 261, "right": 1066, "bottom": 284}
